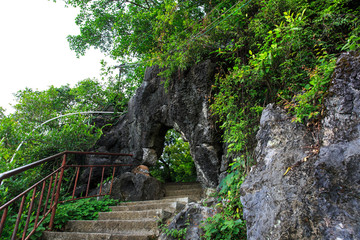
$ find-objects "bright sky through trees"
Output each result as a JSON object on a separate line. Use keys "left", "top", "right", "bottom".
{"left": 0, "top": 0, "right": 113, "bottom": 113}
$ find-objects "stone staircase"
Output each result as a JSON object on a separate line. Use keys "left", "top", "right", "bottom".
{"left": 42, "top": 182, "right": 203, "bottom": 240}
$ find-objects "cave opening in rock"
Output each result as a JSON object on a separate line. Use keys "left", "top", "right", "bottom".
{"left": 149, "top": 129, "right": 197, "bottom": 183}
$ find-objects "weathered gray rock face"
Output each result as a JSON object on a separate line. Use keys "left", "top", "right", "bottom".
{"left": 94, "top": 60, "right": 223, "bottom": 188}
{"left": 241, "top": 52, "right": 360, "bottom": 239}
{"left": 159, "top": 202, "right": 216, "bottom": 240}
{"left": 240, "top": 104, "right": 316, "bottom": 239}
{"left": 315, "top": 52, "right": 360, "bottom": 240}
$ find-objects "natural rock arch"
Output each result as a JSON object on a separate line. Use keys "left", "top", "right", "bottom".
{"left": 94, "top": 60, "right": 225, "bottom": 188}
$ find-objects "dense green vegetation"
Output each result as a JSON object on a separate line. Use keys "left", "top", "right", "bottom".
{"left": 202, "top": 158, "right": 247, "bottom": 239}
{"left": 49, "top": 196, "right": 119, "bottom": 231}
{"left": 1, "top": 0, "right": 359, "bottom": 239}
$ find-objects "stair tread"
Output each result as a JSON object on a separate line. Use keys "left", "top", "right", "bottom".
{"left": 162, "top": 195, "right": 201, "bottom": 200}
{"left": 68, "top": 219, "right": 158, "bottom": 223}
{"left": 117, "top": 197, "right": 192, "bottom": 205}
{"left": 105, "top": 209, "right": 165, "bottom": 212}
{"left": 110, "top": 201, "right": 184, "bottom": 211}
{"left": 43, "top": 231, "right": 154, "bottom": 236}
{"left": 166, "top": 188, "right": 203, "bottom": 193}
{"left": 164, "top": 182, "right": 201, "bottom": 185}
{"left": 165, "top": 185, "right": 202, "bottom": 188}
{"left": 42, "top": 231, "right": 155, "bottom": 240}
{"left": 65, "top": 219, "right": 159, "bottom": 234}
{"left": 99, "top": 209, "right": 170, "bottom": 221}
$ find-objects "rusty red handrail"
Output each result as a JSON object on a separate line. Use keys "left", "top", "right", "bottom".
{"left": 0, "top": 151, "right": 133, "bottom": 185}
{"left": 0, "top": 151, "right": 134, "bottom": 240}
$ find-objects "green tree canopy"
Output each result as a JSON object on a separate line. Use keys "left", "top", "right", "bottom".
{"left": 60, "top": 0, "right": 360, "bottom": 80}
{"left": 62, "top": 0, "right": 208, "bottom": 58}
{"left": 0, "top": 78, "right": 129, "bottom": 167}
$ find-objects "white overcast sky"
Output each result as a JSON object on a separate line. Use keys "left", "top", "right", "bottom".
{"left": 0, "top": 0, "right": 114, "bottom": 114}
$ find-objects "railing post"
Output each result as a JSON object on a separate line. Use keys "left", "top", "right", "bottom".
{"left": 49, "top": 154, "right": 66, "bottom": 230}
{"left": 0, "top": 207, "right": 8, "bottom": 236}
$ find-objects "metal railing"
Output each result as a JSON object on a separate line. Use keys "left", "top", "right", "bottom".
{"left": 0, "top": 151, "right": 133, "bottom": 240}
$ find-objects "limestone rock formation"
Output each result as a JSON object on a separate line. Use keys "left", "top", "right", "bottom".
{"left": 240, "top": 52, "right": 360, "bottom": 239}
{"left": 93, "top": 60, "right": 224, "bottom": 188}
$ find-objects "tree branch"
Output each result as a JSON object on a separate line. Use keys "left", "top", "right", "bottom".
{"left": 159, "top": 158, "right": 171, "bottom": 169}
{"left": 148, "top": 0, "right": 159, "bottom": 5}
{"left": 144, "top": 0, "right": 150, "bottom": 8}
{"left": 125, "top": 1, "right": 149, "bottom": 9}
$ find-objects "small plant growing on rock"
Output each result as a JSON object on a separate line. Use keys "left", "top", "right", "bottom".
{"left": 201, "top": 157, "right": 247, "bottom": 240}
{"left": 160, "top": 219, "right": 190, "bottom": 240}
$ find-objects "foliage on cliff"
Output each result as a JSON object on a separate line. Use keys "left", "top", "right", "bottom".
{"left": 60, "top": 0, "right": 359, "bottom": 158}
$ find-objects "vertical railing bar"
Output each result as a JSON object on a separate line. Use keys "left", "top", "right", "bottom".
{"left": 43, "top": 175, "right": 53, "bottom": 215}
{"left": 49, "top": 154, "right": 66, "bottom": 230}
{"left": 11, "top": 195, "right": 26, "bottom": 240}
{"left": 72, "top": 167, "right": 80, "bottom": 200}
{"left": 85, "top": 167, "right": 93, "bottom": 197}
{"left": 99, "top": 167, "right": 105, "bottom": 195}
{"left": 0, "top": 207, "right": 8, "bottom": 236}
{"left": 34, "top": 181, "right": 46, "bottom": 228}
{"left": 109, "top": 166, "right": 116, "bottom": 195}
{"left": 49, "top": 172, "right": 59, "bottom": 212}
{"left": 24, "top": 199, "right": 56, "bottom": 240}
{"left": 22, "top": 187, "right": 37, "bottom": 240}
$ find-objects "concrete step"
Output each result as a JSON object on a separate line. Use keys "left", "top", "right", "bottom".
{"left": 65, "top": 219, "right": 158, "bottom": 234}
{"left": 165, "top": 188, "right": 203, "bottom": 197}
{"left": 119, "top": 197, "right": 194, "bottom": 206}
{"left": 162, "top": 195, "right": 201, "bottom": 201}
{"left": 164, "top": 182, "right": 201, "bottom": 186}
{"left": 110, "top": 202, "right": 184, "bottom": 213}
{"left": 42, "top": 231, "right": 155, "bottom": 240}
{"left": 164, "top": 182, "right": 202, "bottom": 191}
{"left": 98, "top": 209, "right": 171, "bottom": 221}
